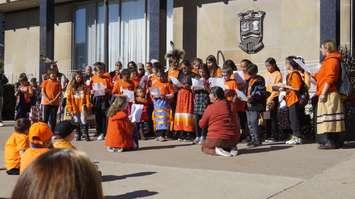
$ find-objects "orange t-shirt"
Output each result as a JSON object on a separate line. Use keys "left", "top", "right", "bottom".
{"left": 131, "top": 76, "right": 141, "bottom": 89}
{"left": 91, "top": 74, "right": 112, "bottom": 96}
{"left": 20, "top": 148, "right": 49, "bottom": 174}
{"left": 149, "top": 74, "right": 159, "bottom": 88}
{"left": 211, "top": 67, "right": 223, "bottom": 78}
{"left": 42, "top": 79, "right": 61, "bottom": 106}
{"left": 285, "top": 71, "right": 303, "bottom": 107}
{"left": 266, "top": 70, "right": 282, "bottom": 103}
{"left": 224, "top": 79, "right": 246, "bottom": 112}
{"left": 315, "top": 52, "right": 341, "bottom": 96}
{"left": 4, "top": 132, "right": 29, "bottom": 170}
{"left": 155, "top": 81, "right": 174, "bottom": 96}
{"left": 53, "top": 139, "right": 76, "bottom": 149}
{"left": 168, "top": 68, "right": 180, "bottom": 79}
{"left": 66, "top": 87, "right": 92, "bottom": 114}
{"left": 112, "top": 79, "right": 135, "bottom": 95}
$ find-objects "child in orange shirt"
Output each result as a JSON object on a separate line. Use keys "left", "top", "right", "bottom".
{"left": 66, "top": 72, "right": 92, "bottom": 141}
{"left": 20, "top": 121, "right": 53, "bottom": 173}
{"left": 131, "top": 68, "right": 141, "bottom": 89}
{"left": 105, "top": 96, "right": 135, "bottom": 152}
{"left": 151, "top": 71, "right": 174, "bottom": 141}
{"left": 52, "top": 120, "right": 77, "bottom": 149}
{"left": 91, "top": 62, "right": 112, "bottom": 141}
{"left": 133, "top": 87, "right": 151, "bottom": 142}
{"left": 112, "top": 69, "right": 135, "bottom": 96}
{"left": 42, "top": 69, "right": 62, "bottom": 130}
{"left": 4, "top": 118, "right": 31, "bottom": 175}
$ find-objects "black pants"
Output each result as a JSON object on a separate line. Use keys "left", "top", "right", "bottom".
{"left": 6, "top": 168, "right": 20, "bottom": 175}
{"left": 288, "top": 104, "right": 302, "bottom": 138}
{"left": 43, "top": 105, "right": 58, "bottom": 131}
{"left": 94, "top": 108, "right": 107, "bottom": 136}
{"left": 156, "top": 130, "right": 167, "bottom": 137}
{"left": 194, "top": 114, "right": 206, "bottom": 138}
{"left": 266, "top": 99, "right": 279, "bottom": 140}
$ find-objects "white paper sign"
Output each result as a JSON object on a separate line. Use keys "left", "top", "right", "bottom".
{"left": 139, "top": 75, "right": 149, "bottom": 88}
{"left": 236, "top": 89, "right": 248, "bottom": 102}
{"left": 122, "top": 89, "right": 135, "bottom": 102}
{"left": 170, "top": 77, "right": 183, "bottom": 87}
{"left": 192, "top": 78, "right": 205, "bottom": 90}
{"left": 149, "top": 87, "right": 161, "bottom": 98}
{"left": 92, "top": 83, "right": 106, "bottom": 96}
{"left": 209, "top": 78, "right": 225, "bottom": 89}
{"left": 130, "top": 104, "right": 144, "bottom": 123}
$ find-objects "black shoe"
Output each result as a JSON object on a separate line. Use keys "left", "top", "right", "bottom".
{"left": 76, "top": 137, "right": 82, "bottom": 141}
{"left": 246, "top": 142, "right": 254, "bottom": 146}
{"left": 318, "top": 142, "right": 336, "bottom": 150}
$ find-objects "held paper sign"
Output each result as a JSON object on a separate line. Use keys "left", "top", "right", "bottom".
{"left": 208, "top": 78, "right": 225, "bottom": 90}
{"left": 122, "top": 89, "right": 135, "bottom": 102}
{"left": 192, "top": 78, "right": 205, "bottom": 90}
{"left": 130, "top": 104, "right": 144, "bottom": 123}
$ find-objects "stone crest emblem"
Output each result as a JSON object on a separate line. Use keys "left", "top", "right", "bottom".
{"left": 238, "top": 10, "right": 266, "bottom": 54}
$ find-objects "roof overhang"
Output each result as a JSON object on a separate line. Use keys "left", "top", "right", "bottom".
{"left": 0, "top": 0, "right": 75, "bottom": 13}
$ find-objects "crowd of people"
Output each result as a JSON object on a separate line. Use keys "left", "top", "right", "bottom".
{"left": 3, "top": 39, "right": 348, "bottom": 177}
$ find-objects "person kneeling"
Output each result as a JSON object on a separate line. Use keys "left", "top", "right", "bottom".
{"left": 105, "top": 96, "right": 136, "bottom": 152}
{"left": 199, "top": 87, "right": 240, "bottom": 157}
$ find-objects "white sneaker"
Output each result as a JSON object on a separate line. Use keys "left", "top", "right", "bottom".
{"left": 97, "top": 134, "right": 105, "bottom": 141}
{"left": 158, "top": 136, "right": 166, "bottom": 142}
{"left": 0, "top": 122, "right": 4, "bottom": 127}
{"left": 230, "top": 147, "right": 238, "bottom": 157}
{"left": 286, "top": 136, "right": 302, "bottom": 145}
{"left": 193, "top": 137, "right": 200, "bottom": 144}
{"left": 115, "top": 148, "right": 123, "bottom": 152}
{"left": 215, "top": 147, "right": 232, "bottom": 157}
{"left": 106, "top": 147, "right": 115, "bottom": 152}
{"left": 198, "top": 137, "right": 204, "bottom": 145}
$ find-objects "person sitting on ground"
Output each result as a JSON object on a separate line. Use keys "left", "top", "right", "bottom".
{"left": 199, "top": 86, "right": 240, "bottom": 157}
{"left": 52, "top": 120, "right": 77, "bottom": 149}
{"left": 105, "top": 96, "right": 135, "bottom": 152}
{"left": 11, "top": 149, "right": 103, "bottom": 199}
{"left": 20, "top": 121, "right": 53, "bottom": 174}
{"left": 4, "top": 118, "right": 31, "bottom": 175}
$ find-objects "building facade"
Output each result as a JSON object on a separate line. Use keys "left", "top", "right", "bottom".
{"left": 0, "top": 0, "right": 353, "bottom": 82}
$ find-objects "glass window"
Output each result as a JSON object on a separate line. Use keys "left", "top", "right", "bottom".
{"left": 74, "top": 7, "right": 87, "bottom": 69}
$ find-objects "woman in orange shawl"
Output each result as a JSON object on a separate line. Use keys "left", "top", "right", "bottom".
{"left": 314, "top": 40, "right": 345, "bottom": 149}
{"left": 105, "top": 96, "right": 135, "bottom": 152}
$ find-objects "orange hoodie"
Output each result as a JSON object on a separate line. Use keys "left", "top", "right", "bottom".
{"left": 315, "top": 52, "right": 341, "bottom": 96}
{"left": 105, "top": 111, "right": 134, "bottom": 149}
{"left": 66, "top": 86, "right": 92, "bottom": 114}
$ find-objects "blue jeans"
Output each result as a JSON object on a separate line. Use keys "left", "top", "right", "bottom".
{"left": 246, "top": 111, "right": 260, "bottom": 143}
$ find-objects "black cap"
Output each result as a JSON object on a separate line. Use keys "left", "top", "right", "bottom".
{"left": 54, "top": 121, "right": 76, "bottom": 138}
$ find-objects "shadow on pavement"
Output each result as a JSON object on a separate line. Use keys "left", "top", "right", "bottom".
{"left": 138, "top": 143, "right": 194, "bottom": 151}
{"left": 238, "top": 145, "right": 293, "bottom": 155}
{"left": 105, "top": 190, "right": 158, "bottom": 199}
{"left": 101, "top": 172, "right": 157, "bottom": 182}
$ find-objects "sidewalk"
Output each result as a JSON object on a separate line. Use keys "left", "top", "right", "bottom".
{"left": 1, "top": 122, "right": 355, "bottom": 199}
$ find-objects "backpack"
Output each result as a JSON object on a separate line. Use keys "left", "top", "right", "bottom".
{"left": 337, "top": 60, "right": 352, "bottom": 97}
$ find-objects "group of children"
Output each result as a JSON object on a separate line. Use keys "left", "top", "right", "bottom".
{"left": 4, "top": 49, "right": 313, "bottom": 169}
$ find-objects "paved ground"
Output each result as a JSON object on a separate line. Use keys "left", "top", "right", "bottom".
{"left": 1, "top": 121, "right": 355, "bottom": 199}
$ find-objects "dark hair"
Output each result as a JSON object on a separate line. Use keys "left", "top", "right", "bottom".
{"left": 115, "top": 61, "right": 122, "bottom": 66}
{"left": 180, "top": 59, "right": 191, "bottom": 67}
{"left": 70, "top": 72, "right": 84, "bottom": 90}
{"left": 206, "top": 55, "right": 217, "bottom": 67}
{"left": 127, "top": 61, "right": 137, "bottom": 69}
{"left": 146, "top": 62, "right": 153, "bottom": 66}
{"left": 222, "top": 66, "right": 233, "bottom": 75}
{"left": 15, "top": 118, "right": 31, "bottom": 134}
{"left": 192, "top": 58, "right": 203, "bottom": 66}
{"left": 11, "top": 149, "right": 103, "bottom": 199}
{"left": 152, "top": 61, "right": 161, "bottom": 70}
{"left": 286, "top": 56, "right": 304, "bottom": 72}
{"left": 47, "top": 69, "right": 56, "bottom": 75}
{"left": 121, "top": 69, "right": 131, "bottom": 77}
{"left": 30, "top": 78, "right": 37, "bottom": 83}
{"left": 223, "top": 60, "right": 237, "bottom": 71}
{"left": 265, "top": 57, "right": 280, "bottom": 71}
{"left": 241, "top": 59, "right": 252, "bottom": 65}
{"left": 246, "top": 63, "right": 258, "bottom": 75}
{"left": 199, "top": 64, "right": 210, "bottom": 79}
{"left": 210, "top": 86, "right": 225, "bottom": 100}
{"left": 93, "top": 62, "right": 106, "bottom": 72}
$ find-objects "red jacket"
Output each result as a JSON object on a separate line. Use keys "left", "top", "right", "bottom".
{"left": 199, "top": 99, "right": 240, "bottom": 141}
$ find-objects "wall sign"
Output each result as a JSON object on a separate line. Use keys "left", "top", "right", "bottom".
{"left": 238, "top": 10, "right": 266, "bottom": 54}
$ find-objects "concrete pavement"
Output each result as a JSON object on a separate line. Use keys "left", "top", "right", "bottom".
{"left": 1, "top": 121, "right": 355, "bottom": 199}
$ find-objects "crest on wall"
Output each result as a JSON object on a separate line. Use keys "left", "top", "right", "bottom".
{"left": 238, "top": 10, "right": 266, "bottom": 54}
